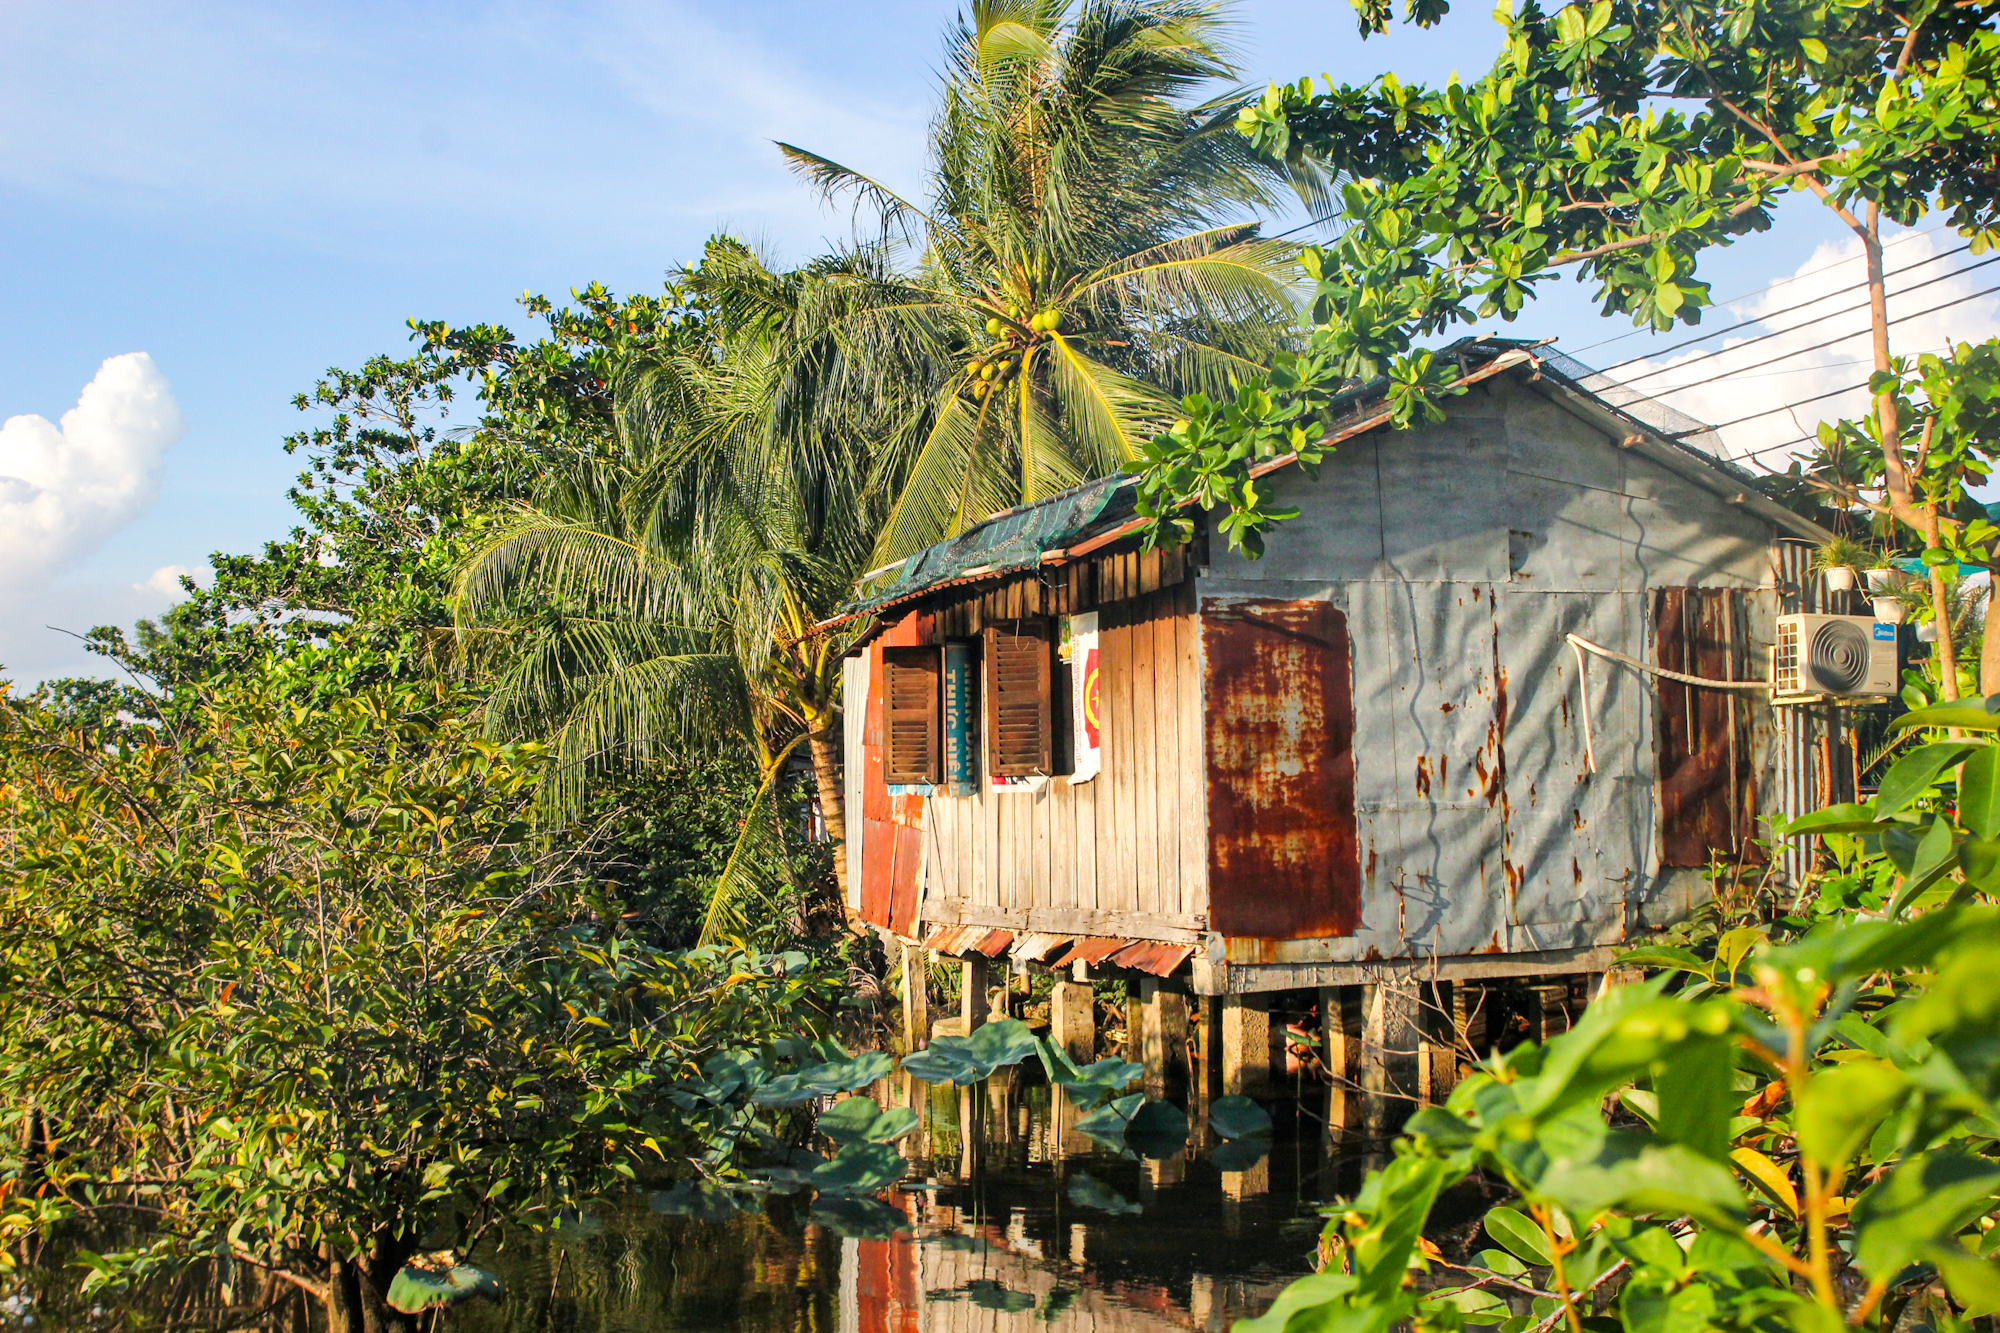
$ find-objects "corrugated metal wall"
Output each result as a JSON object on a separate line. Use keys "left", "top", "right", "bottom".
{"left": 1200, "top": 375, "right": 1781, "bottom": 968}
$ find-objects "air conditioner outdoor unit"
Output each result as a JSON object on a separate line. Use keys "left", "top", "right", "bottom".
{"left": 1774, "top": 612, "right": 1899, "bottom": 700}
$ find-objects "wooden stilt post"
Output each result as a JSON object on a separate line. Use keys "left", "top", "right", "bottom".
{"left": 1533, "top": 982, "right": 1571, "bottom": 1041}
{"left": 1221, "top": 993, "right": 1271, "bottom": 1097}
{"left": 1051, "top": 967, "right": 1094, "bottom": 1065}
{"left": 902, "top": 943, "right": 930, "bottom": 1052}
{"left": 1321, "top": 985, "right": 1357, "bottom": 1135}
{"left": 1362, "top": 977, "right": 1418, "bottom": 1133}
{"left": 1142, "top": 977, "right": 1191, "bottom": 1098}
{"left": 961, "top": 955, "right": 991, "bottom": 1034}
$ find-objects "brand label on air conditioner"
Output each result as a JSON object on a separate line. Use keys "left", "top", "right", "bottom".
{"left": 1873, "top": 623, "right": 1897, "bottom": 641}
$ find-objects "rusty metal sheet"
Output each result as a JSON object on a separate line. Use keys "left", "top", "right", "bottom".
{"left": 1202, "top": 597, "right": 1362, "bottom": 939}
{"left": 1011, "top": 933, "right": 1074, "bottom": 963}
{"left": 1062, "top": 936, "right": 1133, "bottom": 965}
{"left": 970, "top": 929, "right": 1014, "bottom": 957}
{"left": 1105, "top": 941, "right": 1192, "bottom": 976}
{"left": 1654, "top": 588, "right": 1762, "bottom": 868}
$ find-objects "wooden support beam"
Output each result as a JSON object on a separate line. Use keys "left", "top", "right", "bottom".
{"left": 1221, "top": 993, "right": 1271, "bottom": 1097}
{"left": 1533, "top": 983, "right": 1571, "bottom": 1042}
{"left": 902, "top": 943, "right": 930, "bottom": 1053}
{"left": 1050, "top": 978, "right": 1095, "bottom": 1065}
{"left": 1321, "top": 985, "right": 1358, "bottom": 1135}
{"left": 962, "top": 955, "right": 991, "bottom": 1034}
{"left": 1362, "top": 978, "right": 1419, "bottom": 1134}
{"left": 1142, "top": 977, "right": 1191, "bottom": 1098}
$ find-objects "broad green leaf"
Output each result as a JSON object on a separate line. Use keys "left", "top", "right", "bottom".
{"left": 811, "top": 1141, "right": 906, "bottom": 1194}
{"left": 1852, "top": 1150, "right": 2000, "bottom": 1280}
{"left": 1613, "top": 944, "right": 1705, "bottom": 974}
{"left": 1779, "top": 802, "right": 1889, "bottom": 836}
{"left": 1483, "top": 1205, "right": 1553, "bottom": 1266}
{"left": 1126, "top": 1099, "right": 1189, "bottom": 1156}
{"left": 964, "top": 1018, "right": 1040, "bottom": 1070}
{"left": 385, "top": 1259, "right": 502, "bottom": 1315}
{"left": 1652, "top": 1035, "right": 1733, "bottom": 1161}
{"left": 810, "top": 1195, "right": 911, "bottom": 1239}
{"left": 1794, "top": 1061, "right": 1908, "bottom": 1171}
{"left": 1962, "top": 746, "right": 2000, "bottom": 836}
{"left": 1928, "top": 1243, "right": 2000, "bottom": 1317}
{"left": 1892, "top": 700, "right": 2000, "bottom": 732}
{"left": 1212, "top": 1137, "right": 1272, "bottom": 1172}
{"left": 1208, "top": 1094, "right": 1274, "bottom": 1139}
{"left": 1068, "top": 1171, "right": 1142, "bottom": 1215}
{"left": 1537, "top": 1132, "right": 1746, "bottom": 1229}
{"left": 1073, "top": 1093, "right": 1145, "bottom": 1144}
{"left": 1874, "top": 742, "right": 1977, "bottom": 816}
{"left": 1233, "top": 1272, "right": 1360, "bottom": 1333}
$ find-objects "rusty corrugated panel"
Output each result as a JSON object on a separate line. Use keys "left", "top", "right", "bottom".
{"left": 1655, "top": 588, "right": 1763, "bottom": 868}
{"left": 970, "top": 929, "right": 1014, "bottom": 957}
{"left": 1105, "top": 941, "right": 1192, "bottom": 976}
{"left": 1011, "top": 933, "right": 1074, "bottom": 963}
{"left": 1203, "top": 597, "right": 1362, "bottom": 939}
{"left": 859, "top": 619, "right": 931, "bottom": 936}
{"left": 924, "top": 925, "right": 984, "bottom": 956}
{"left": 1062, "top": 936, "right": 1133, "bottom": 965}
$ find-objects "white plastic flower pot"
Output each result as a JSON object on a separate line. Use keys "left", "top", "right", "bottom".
{"left": 1918, "top": 621, "right": 1939, "bottom": 642}
{"left": 1873, "top": 596, "right": 1908, "bottom": 625}
{"left": 1824, "top": 565, "right": 1859, "bottom": 593}
{"left": 1864, "top": 567, "right": 1902, "bottom": 594}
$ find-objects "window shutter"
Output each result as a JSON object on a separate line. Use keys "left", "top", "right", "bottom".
{"left": 984, "top": 622, "right": 1052, "bottom": 777}
{"left": 882, "top": 646, "right": 943, "bottom": 785}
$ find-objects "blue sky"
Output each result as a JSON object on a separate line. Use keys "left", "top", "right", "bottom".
{"left": 0, "top": 0, "right": 1979, "bottom": 683}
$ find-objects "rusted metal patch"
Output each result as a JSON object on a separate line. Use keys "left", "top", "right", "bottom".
{"left": 1011, "top": 933, "right": 1074, "bottom": 963}
{"left": 924, "top": 925, "right": 1013, "bottom": 957}
{"left": 1105, "top": 941, "right": 1192, "bottom": 976}
{"left": 1654, "top": 588, "right": 1763, "bottom": 868}
{"left": 859, "top": 617, "right": 931, "bottom": 935}
{"left": 1202, "top": 597, "right": 1363, "bottom": 939}
{"left": 1062, "top": 936, "right": 1134, "bottom": 965}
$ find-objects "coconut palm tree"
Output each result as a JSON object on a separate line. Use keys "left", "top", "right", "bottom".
{"left": 775, "top": 0, "right": 1317, "bottom": 559}
{"left": 454, "top": 242, "right": 884, "bottom": 932}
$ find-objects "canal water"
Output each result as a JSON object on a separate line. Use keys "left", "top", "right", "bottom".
{"left": 453, "top": 1076, "right": 1392, "bottom": 1333}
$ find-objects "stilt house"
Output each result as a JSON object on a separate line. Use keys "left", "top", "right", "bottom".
{"left": 825, "top": 340, "right": 1840, "bottom": 998}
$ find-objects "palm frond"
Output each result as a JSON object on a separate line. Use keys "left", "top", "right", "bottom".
{"left": 776, "top": 142, "right": 934, "bottom": 240}
{"left": 1044, "top": 332, "right": 1176, "bottom": 469}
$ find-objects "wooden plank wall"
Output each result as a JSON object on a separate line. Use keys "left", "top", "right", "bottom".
{"left": 912, "top": 542, "right": 1208, "bottom": 939}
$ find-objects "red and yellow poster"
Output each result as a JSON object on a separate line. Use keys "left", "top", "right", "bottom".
{"left": 1070, "top": 611, "right": 1101, "bottom": 782}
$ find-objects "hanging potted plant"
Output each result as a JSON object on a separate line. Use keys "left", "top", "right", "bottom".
{"left": 1814, "top": 533, "right": 1867, "bottom": 593}
{"left": 1863, "top": 549, "right": 1906, "bottom": 595}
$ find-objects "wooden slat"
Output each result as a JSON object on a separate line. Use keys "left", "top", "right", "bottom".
{"left": 1105, "top": 608, "right": 1138, "bottom": 913}
{"left": 1146, "top": 595, "right": 1180, "bottom": 921}
{"left": 1176, "top": 582, "right": 1205, "bottom": 919}
{"left": 1048, "top": 778, "right": 1071, "bottom": 911}
{"left": 1073, "top": 742, "right": 1098, "bottom": 911}
{"left": 1130, "top": 599, "right": 1161, "bottom": 919}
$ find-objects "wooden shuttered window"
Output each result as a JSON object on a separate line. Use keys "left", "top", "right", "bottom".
{"left": 984, "top": 621, "right": 1052, "bottom": 777}
{"left": 882, "top": 646, "right": 943, "bottom": 785}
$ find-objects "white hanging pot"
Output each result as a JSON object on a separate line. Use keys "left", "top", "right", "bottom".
{"left": 1873, "top": 596, "right": 1908, "bottom": 625}
{"left": 1824, "top": 565, "right": 1859, "bottom": 592}
{"left": 1917, "top": 620, "right": 1939, "bottom": 642}
{"left": 1864, "top": 567, "right": 1902, "bottom": 594}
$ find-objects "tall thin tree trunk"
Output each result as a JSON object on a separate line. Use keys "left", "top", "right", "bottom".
{"left": 804, "top": 706, "right": 853, "bottom": 925}
{"left": 1982, "top": 580, "right": 2000, "bottom": 698}
{"left": 1929, "top": 506, "right": 1962, "bottom": 701}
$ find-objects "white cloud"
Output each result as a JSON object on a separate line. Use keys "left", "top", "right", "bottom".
{"left": 134, "top": 563, "right": 207, "bottom": 599}
{"left": 0, "top": 353, "right": 184, "bottom": 580}
{"left": 1596, "top": 229, "right": 2000, "bottom": 469}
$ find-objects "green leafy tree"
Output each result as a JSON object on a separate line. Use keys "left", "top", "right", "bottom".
{"left": 0, "top": 670, "right": 832, "bottom": 1333}
{"left": 1147, "top": 0, "right": 2000, "bottom": 685}
{"left": 454, "top": 242, "right": 883, "bottom": 928}
{"left": 776, "top": 0, "right": 1314, "bottom": 559}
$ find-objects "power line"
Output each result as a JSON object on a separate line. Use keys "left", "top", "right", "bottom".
{"left": 1688, "top": 378, "right": 1872, "bottom": 433}
{"left": 1607, "top": 276, "right": 2000, "bottom": 398}
{"left": 1569, "top": 222, "right": 1956, "bottom": 356}
{"left": 1599, "top": 243, "right": 1976, "bottom": 377}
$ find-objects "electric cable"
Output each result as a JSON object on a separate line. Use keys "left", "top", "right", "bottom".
{"left": 1566, "top": 632, "right": 1771, "bottom": 775}
{"left": 1597, "top": 243, "right": 1976, "bottom": 377}
{"left": 1602, "top": 276, "right": 2000, "bottom": 399}
{"left": 1569, "top": 221, "right": 1955, "bottom": 356}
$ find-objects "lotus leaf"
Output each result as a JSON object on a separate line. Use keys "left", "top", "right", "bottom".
{"left": 817, "top": 1097, "right": 920, "bottom": 1144}
{"left": 385, "top": 1256, "right": 503, "bottom": 1315}
{"left": 1125, "top": 1100, "right": 1189, "bottom": 1157}
{"left": 649, "top": 1181, "right": 748, "bottom": 1222}
{"left": 752, "top": 1050, "right": 895, "bottom": 1106}
{"left": 1073, "top": 1092, "right": 1145, "bottom": 1144}
{"left": 811, "top": 1140, "right": 907, "bottom": 1194}
{"left": 1068, "top": 1171, "right": 1143, "bottom": 1215}
{"left": 1211, "top": 1137, "right": 1271, "bottom": 1173}
{"left": 1207, "top": 1095, "right": 1273, "bottom": 1139}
